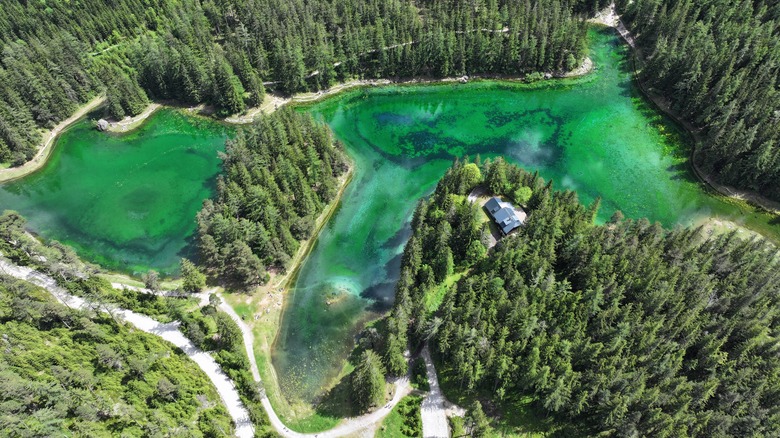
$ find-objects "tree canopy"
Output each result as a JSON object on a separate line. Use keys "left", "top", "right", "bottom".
{"left": 0, "top": 276, "right": 234, "bottom": 436}
{"left": 0, "top": 0, "right": 591, "bottom": 164}
{"left": 387, "top": 160, "right": 780, "bottom": 436}
{"left": 196, "top": 109, "right": 349, "bottom": 289}
{"left": 619, "top": 0, "right": 780, "bottom": 202}
{"left": 351, "top": 350, "right": 387, "bottom": 412}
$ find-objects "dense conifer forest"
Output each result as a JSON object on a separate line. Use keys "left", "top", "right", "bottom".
{"left": 0, "top": 0, "right": 590, "bottom": 164}
{"left": 617, "top": 0, "right": 780, "bottom": 201}
{"left": 0, "top": 276, "right": 235, "bottom": 436}
{"left": 4, "top": 0, "right": 777, "bottom": 204}
{"left": 385, "top": 159, "right": 780, "bottom": 436}
{"left": 2, "top": 0, "right": 780, "bottom": 434}
{"left": 196, "top": 109, "right": 349, "bottom": 288}
{"left": 0, "top": 210, "right": 275, "bottom": 436}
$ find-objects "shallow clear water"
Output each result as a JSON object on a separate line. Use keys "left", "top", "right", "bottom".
{"left": 0, "top": 26, "right": 775, "bottom": 410}
{"left": 0, "top": 109, "right": 228, "bottom": 274}
{"left": 273, "top": 27, "right": 780, "bottom": 405}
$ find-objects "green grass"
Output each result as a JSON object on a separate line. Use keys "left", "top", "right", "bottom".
{"left": 222, "top": 291, "right": 345, "bottom": 434}
{"left": 474, "top": 197, "right": 493, "bottom": 224}
{"left": 375, "top": 395, "right": 423, "bottom": 438}
{"left": 450, "top": 416, "right": 466, "bottom": 438}
{"left": 425, "top": 270, "right": 465, "bottom": 312}
{"left": 282, "top": 411, "right": 342, "bottom": 433}
{"left": 231, "top": 303, "right": 253, "bottom": 320}
{"left": 278, "top": 316, "right": 397, "bottom": 432}
{"left": 280, "top": 360, "right": 355, "bottom": 432}
{"left": 433, "top": 349, "right": 556, "bottom": 437}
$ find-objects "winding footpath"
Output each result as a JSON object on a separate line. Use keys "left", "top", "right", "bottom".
{"left": 0, "top": 96, "right": 106, "bottom": 183}
{"left": 0, "top": 258, "right": 255, "bottom": 438}
{"left": 421, "top": 345, "right": 450, "bottom": 438}
{"left": 0, "top": 255, "right": 415, "bottom": 437}
{"left": 217, "top": 294, "right": 413, "bottom": 437}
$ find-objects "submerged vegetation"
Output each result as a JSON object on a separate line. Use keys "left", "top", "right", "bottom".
{"left": 387, "top": 160, "right": 780, "bottom": 435}
{"left": 281, "top": 23, "right": 780, "bottom": 404}
{"left": 619, "top": 0, "right": 780, "bottom": 202}
{"left": 0, "top": 109, "right": 228, "bottom": 274}
{"left": 0, "top": 0, "right": 593, "bottom": 164}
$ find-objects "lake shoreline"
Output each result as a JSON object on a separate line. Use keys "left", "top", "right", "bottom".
{"left": 253, "top": 56, "right": 595, "bottom": 116}
{"left": 0, "top": 53, "right": 595, "bottom": 185}
{"left": 0, "top": 95, "right": 106, "bottom": 183}
{"left": 14, "top": 14, "right": 780, "bottom": 220}
{"left": 105, "top": 103, "right": 162, "bottom": 133}
{"left": 4, "top": 20, "right": 778, "bottom": 432}
{"left": 274, "top": 23, "right": 780, "bottom": 415}
{"left": 93, "top": 138, "right": 361, "bottom": 427}
{"left": 606, "top": 4, "right": 780, "bottom": 216}
{"left": 630, "top": 62, "right": 780, "bottom": 215}
{"left": 221, "top": 164, "right": 357, "bottom": 433}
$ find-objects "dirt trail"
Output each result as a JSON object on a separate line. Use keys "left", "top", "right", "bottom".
{"left": 0, "top": 258, "right": 254, "bottom": 438}
{"left": 0, "top": 96, "right": 106, "bottom": 183}
{"left": 421, "top": 345, "right": 450, "bottom": 438}
{"left": 596, "top": 3, "right": 779, "bottom": 215}
{"left": 216, "top": 291, "right": 413, "bottom": 437}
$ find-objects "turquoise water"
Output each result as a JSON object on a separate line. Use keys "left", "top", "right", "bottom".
{"left": 0, "top": 25, "right": 775, "bottom": 414}
{"left": 0, "top": 109, "right": 228, "bottom": 274}
{"left": 273, "top": 27, "right": 779, "bottom": 406}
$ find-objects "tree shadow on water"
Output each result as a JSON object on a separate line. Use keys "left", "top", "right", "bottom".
{"left": 314, "top": 317, "right": 390, "bottom": 419}
{"left": 666, "top": 162, "right": 698, "bottom": 184}
{"left": 314, "top": 375, "right": 361, "bottom": 418}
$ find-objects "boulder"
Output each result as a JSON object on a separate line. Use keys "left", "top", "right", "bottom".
{"left": 96, "top": 119, "right": 109, "bottom": 131}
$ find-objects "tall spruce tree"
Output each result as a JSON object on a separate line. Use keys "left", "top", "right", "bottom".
{"left": 351, "top": 350, "right": 387, "bottom": 412}
{"left": 387, "top": 161, "right": 780, "bottom": 435}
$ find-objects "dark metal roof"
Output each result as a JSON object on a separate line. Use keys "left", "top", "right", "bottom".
{"left": 485, "top": 197, "right": 522, "bottom": 234}
{"left": 485, "top": 197, "right": 502, "bottom": 214}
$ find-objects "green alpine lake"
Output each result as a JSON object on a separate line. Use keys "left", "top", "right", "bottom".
{"left": 0, "top": 109, "right": 228, "bottom": 274}
{"left": 0, "top": 26, "right": 777, "bottom": 412}
{"left": 274, "top": 27, "right": 780, "bottom": 407}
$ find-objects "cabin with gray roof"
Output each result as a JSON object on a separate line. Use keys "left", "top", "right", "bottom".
{"left": 485, "top": 197, "right": 524, "bottom": 235}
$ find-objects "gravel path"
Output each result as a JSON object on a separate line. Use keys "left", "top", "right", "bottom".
{"left": 217, "top": 294, "right": 413, "bottom": 437}
{"left": 3, "top": 257, "right": 417, "bottom": 437}
{"left": 0, "top": 96, "right": 105, "bottom": 183}
{"left": 421, "top": 345, "right": 450, "bottom": 438}
{"left": 467, "top": 186, "right": 488, "bottom": 203}
{"left": 0, "top": 258, "right": 255, "bottom": 438}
